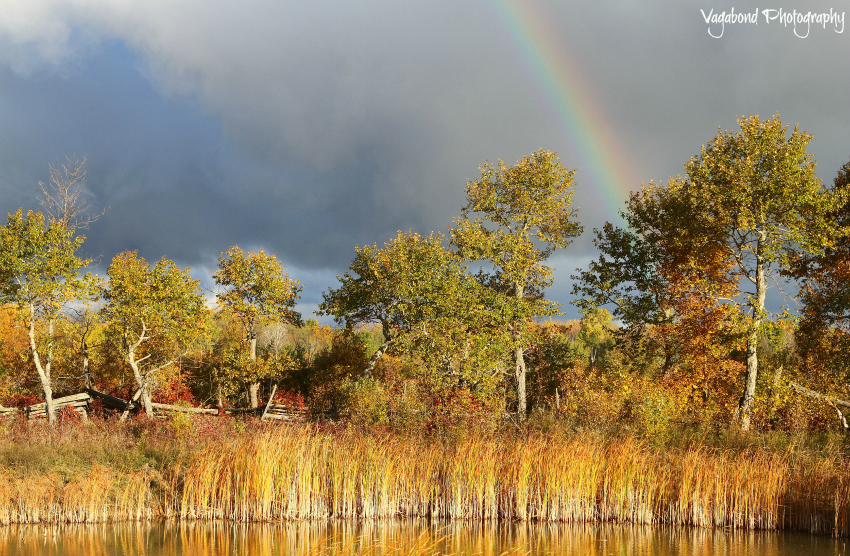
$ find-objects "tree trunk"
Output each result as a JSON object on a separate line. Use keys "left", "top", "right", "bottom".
{"left": 362, "top": 321, "right": 395, "bottom": 379}
{"left": 82, "top": 350, "right": 90, "bottom": 389}
{"left": 739, "top": 330, "right": 759, "bottom": 431}
{"left": 363, "top": 341, "right": 388, "bottom": 379}
{"left": 81, "top": 332, "right": 92, "bottom": 389}
{"left": 28, "top": 307, "right": 56, "bottom": 425}
{"left": 144, "top": 383, "right": 154, "bottom": 415}
{"left": 738, "top": 235, "right": 766, "bottom": 431}
{"left": 515, "top": 345, "right": 527, "bottom": 421}
{"left": 120, "top": 386, "right": 147, "bottom": 422}
{"left": 514, "top": 282, "right": 527, "bottom": 422}
{"left": 248, "top": 382, "right": 260, "bottom": 409}
{"left": 128, "top": 348, "right": 154, "bottom": 416}
{"left": 248, "top": 336, "right": 260, "bottom": 408}
{"left": 364, "top": 338, "right": 394, "bottom": 379}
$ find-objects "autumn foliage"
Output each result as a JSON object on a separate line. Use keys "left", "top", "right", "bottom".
{"left": 1, "top": 117, "right": 849, "bottom": 440}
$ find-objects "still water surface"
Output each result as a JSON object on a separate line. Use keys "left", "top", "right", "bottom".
{"left": 0, "top": 521, "right": 846, "bottom": 556}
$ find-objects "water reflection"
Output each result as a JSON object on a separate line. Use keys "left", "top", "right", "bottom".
{"left": 0, "top": 521, "right": 845, "bottom": 556}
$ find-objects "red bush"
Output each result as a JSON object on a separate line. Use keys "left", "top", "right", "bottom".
{"left": 4, "top": 392, "right": 41, "bottom": 408}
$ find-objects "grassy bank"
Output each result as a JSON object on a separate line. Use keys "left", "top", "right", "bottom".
{"left": 1, "top": 416, "right": 848, "bottom": 537}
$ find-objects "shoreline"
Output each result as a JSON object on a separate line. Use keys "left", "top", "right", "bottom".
{"left": 1, "top": 421, "right": 847, "bottom": 537}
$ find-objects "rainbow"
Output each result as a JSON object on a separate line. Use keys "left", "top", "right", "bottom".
{"left": 486, "top": 0, "right": 636, "bottom": 221}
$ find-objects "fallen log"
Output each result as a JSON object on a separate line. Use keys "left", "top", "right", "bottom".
{"left": 225, "top": 407, "right": 265, "bottom": 416}
{"left": 26, "top": 400, "right": 90, "bottom": 411}
{"left": 261, "top": 413, "right": 304, "bottom": 421}
{"left": 789, "top": 381, "right": 850, "bottom": 431}
{"left": 261, "top": 407, "right": 306, "bottom": 421}
{"left": 150, "top": 402, "right": 218, "bottom": 415}
{"left": 260, "top": 385, "right": 278, "bottom": 421}
{"left": 5, "top": 388, "right": 317, "bottom": 422}
{"left": 264, "top": 404, "right": 306, "bottom": 414}
{"left": 789, "top": 381, "right": 850, "bottom": 409}
{"left": 84, "top": 388, "right": 130, "bottom": 411}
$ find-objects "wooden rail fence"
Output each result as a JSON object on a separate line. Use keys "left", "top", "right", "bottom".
{"left": 0, "top": 387, "right": 308, "bottom": 422}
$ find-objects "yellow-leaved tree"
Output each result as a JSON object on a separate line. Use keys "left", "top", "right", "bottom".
{"left": 0, "top": 209, "right": 99, "bottom": 424}
{"left": 102, "top": 251, "right": 211, "bottom": 417}
{"left": 214, "top": 246, "right": 301, "bottom": 408}
{"left": 451, "top": 150, "right": 583, "bottom": 421}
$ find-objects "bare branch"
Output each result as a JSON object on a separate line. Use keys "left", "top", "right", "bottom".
{"left": 39, "top": 155, "right": 106, "bottom": 232}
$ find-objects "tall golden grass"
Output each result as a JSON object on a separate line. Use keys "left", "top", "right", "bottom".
{"left": 175, "top": 427, "right": 849, "bottom": 536}
{"left": 0, "top": 464, "right": 154, "bottom": 525}
{"left": 1, "top": 425, "right": 848, "bottom": 537}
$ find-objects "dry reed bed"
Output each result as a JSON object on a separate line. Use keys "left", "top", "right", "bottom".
{"left": 176, "top": 428, "right": 849, "bottom": 536}
{"left": 1, "top": 426, "right": 848, "bottom": 537}
{"left": 0, "top": 465, "right": 154, "bottom": 525}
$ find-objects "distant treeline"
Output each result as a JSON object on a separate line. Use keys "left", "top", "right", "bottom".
{"left": 1, "top": 114, "right": 849, "bottom": 437}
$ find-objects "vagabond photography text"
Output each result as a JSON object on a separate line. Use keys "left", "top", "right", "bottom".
{"left": 701, "top": 8, "right": 845, "bottom": 38}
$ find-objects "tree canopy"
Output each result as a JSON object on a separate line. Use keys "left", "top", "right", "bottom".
{"left": 4, "top": 123, "right": 850, "bottom": 435}
{"left": 320, "top": 231, "right": 496, "bottom": 381}
{"left": 214, "top": 246, "right": 301, "bottom": 407}
{"left": 102, "top": 251, "right": 211, "bottom": 416}
{"left": 451, "top": 149, "right": 582, "bottom": 420}
{"left": 575, "top": 115, "right": 841, "bottom": 430}
{"left": 0, "top": 209, "right": 97, "bottom": 424}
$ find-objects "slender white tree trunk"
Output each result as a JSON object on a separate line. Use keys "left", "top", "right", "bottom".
{"left": 739, "top": 235, "right": 766, "bottom": 431}
{"left": 514, "top": 283, "right": 527, "bottom": 422}
{"left": 363, "top": 339, "right": 394, "bottom": 379}
{"left": 515, "top": 346, "right": 527, "bottom": 421}
{"left": 28, "top": 305, "right": 56, "bottom": 425}
{"left": 82, "top": 349, "right": 90, "bottom": 389}
{"left": 128, "top": 347, "right": 154, "bottom": 416}
{"left": 248, "top": 336, "right": 260, "bottom": 408}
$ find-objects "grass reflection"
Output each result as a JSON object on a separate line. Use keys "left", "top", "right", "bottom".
{"left": 0, "top": 521, "right": 843, "bottom": 556}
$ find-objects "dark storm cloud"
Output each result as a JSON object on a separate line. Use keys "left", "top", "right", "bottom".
{"left": 1, "top": 0, "right": 849, "bottom": 319}
{"left": 0, "top": 0, "right": 568, "bottom": 303}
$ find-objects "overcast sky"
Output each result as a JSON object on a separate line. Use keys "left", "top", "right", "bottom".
{"left": 1, "top": 0, "right": 848, "bottom": 320}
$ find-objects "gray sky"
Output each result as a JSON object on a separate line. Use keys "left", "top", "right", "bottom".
{"left": 1, "top": 0, "right": 848, "bottom": 320}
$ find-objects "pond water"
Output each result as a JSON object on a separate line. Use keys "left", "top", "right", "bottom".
{"left": 0, "top": 521, "right": 845, "bottom": 556}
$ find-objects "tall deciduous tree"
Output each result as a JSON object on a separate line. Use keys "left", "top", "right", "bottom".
{"left": 451, "top": 150, "right": 583, "bottom": 420}
{"left": 793, "top": 160, "right": 850, "bottom": 332}
{"left": 320, "top": 231, "right": 505, "bottom": 395}
{"left": 791, "top": 159, "right": 850, "bottom": 403}
{"left": 0, "top": 209, "right": 98, "bottom": 424}
{"left": 40, "top": 156, "right": 105, "bottom": 387}
{"left": 684, "top": 114, "right": 838, "bottom": 430}
{"left": 321, "top": 231, "right": 436, "bottom": 377}
{"left": 213, "top": 246, "right": 301, "bottom": 408}
{"left": 102, "top": 251, "right": 211, "bottom": 417}
{"left": 573, "top": 178, "right": 742, "bottom": 383}
{"left": 579, "top": 116, "right": 838, "bottom": 430}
